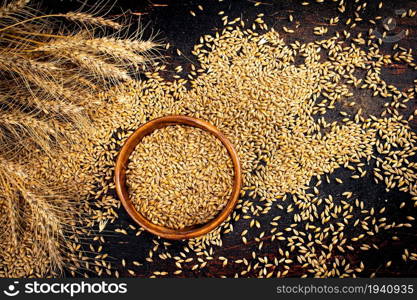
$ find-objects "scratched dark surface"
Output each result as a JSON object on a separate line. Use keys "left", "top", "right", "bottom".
{"left": 43, "top": 0, "right": 417, "bottom": 277}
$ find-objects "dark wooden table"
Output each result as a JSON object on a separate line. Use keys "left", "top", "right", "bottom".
{"left": 44, "top": 0, "right": 417, "bottom": 277}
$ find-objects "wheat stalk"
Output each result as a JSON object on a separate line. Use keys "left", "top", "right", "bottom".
{"left": 63, "top": 12, "right": 122, "bottom": 30}
{"left": 35, "top": 35, "right": 158, "bottom": 69}
{"left": 0, "top": 158, "right": 82, "bottom": 276}
{"left": 0, "top": 0, "right": 158, "bottom": 277}
{"left": 0, "top": 0, "right": 30, "bottom": 19}
{"left": 64, "top": 50, "right": 132, "bottom": 82}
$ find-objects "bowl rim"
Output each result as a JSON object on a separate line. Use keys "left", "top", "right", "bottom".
{"left": 114, "top": 115, "right": 242, "bottom": 240}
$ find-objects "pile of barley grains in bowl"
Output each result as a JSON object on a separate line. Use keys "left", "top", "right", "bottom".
{"left": 126, "top": 125, "right": 234, "bottom": 229}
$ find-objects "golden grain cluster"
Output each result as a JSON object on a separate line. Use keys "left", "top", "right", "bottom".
{"left": 126, "top": 125, "right": 233, "bottom": 229}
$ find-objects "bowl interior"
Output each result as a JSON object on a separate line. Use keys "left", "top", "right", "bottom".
{"left": 114, "top": 115, "right": 242, "bottom": 240}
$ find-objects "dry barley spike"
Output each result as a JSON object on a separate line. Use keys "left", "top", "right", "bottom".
{"left": 0, "top": 0, "right": 159, "bottom": 277}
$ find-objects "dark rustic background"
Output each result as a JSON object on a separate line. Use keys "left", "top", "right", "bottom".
{"left": 43, "top": 0, "right": 417, "bottom": 277}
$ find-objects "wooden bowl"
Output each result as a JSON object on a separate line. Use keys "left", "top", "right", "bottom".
{"left": 114, "top": 115, "right": 242, "bottom": 240}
